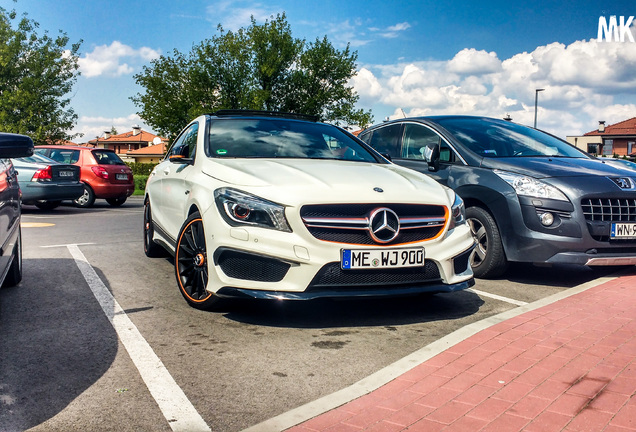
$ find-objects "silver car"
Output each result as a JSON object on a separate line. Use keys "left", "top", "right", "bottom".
{"left": 12, "top": 153, "right": 83, "bottom": 210}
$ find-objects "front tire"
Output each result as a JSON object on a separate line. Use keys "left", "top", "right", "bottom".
{"left": 74, "top": 184, "right": 95, "bottom": 208}
{"left": 175, "top": 212, "right": 222, "bottom": 310}
{"left": 466, "top": 206, "right": 508, "bottom": 279}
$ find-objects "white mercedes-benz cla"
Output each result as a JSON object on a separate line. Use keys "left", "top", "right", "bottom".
{"left": 144, "top": 111, "right": 475, "bottom": 310}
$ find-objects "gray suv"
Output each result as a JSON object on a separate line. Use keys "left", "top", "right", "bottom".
{"left": 359, "top": 116, "right": 636, "bottom": 278}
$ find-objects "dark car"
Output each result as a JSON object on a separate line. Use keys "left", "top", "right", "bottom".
{"left": 359, "top": 116, "right": 636, "bottom": 278}
{"left": 34, "top": 145, "right": 134, "bottom": 207}
{"left": 12, "top": 153, "right": 83, "bottom": 210}
{"left": 0, "top": 133, "right": 34, "bottom": 287}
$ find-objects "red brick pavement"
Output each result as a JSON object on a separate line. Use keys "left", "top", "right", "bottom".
{"left": 286, "top": 274, "right": 636, "bottom": 432}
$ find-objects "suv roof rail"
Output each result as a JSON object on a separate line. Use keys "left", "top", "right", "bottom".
{"left": 211, "top": 109, "right": 318, "bottom": 122}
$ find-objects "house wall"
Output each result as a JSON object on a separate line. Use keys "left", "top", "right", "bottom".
{"left": 600, "top": 138, "right": 636, "bottom": 157}
{"left": 566, "top": 136, "right": 602, "bottom": 154}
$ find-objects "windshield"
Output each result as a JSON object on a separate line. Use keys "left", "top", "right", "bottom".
{"left": 207, "top": 119, "right": 379, "bottom": 162}
{"left": 436, "top": 117, "right": 587, "bottom": 159}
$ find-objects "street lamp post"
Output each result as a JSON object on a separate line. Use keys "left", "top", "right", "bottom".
{"left": 534, "top": 88, "right": 545, "bottom": 129}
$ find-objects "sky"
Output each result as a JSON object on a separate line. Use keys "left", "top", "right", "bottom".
{"left": 4, "top": 0, "right": 636, "bottom": 141}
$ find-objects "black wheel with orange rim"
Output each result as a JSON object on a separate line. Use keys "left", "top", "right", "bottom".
{"left": 175, "top": 212, "right": 221, "bottom": 310}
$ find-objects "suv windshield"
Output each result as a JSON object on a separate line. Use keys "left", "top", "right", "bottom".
{"left": 436, "top": 117, "right": 587, "bottom": 159}
{"left": 207, "top": 118, "right": 379, "bottom": 162}
{"left": 92, "top": 150, "right": 126, "bottom": 165}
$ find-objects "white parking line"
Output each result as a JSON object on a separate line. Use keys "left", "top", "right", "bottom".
{"left": 66, "top": 244, "right": 210, "bottom": 432}
{"left": 469, "top": 288, "right": 528, "bottom": 306}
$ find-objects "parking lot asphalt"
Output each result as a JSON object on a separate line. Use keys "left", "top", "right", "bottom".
{"left": 3, "top": 197, "right": 633, "bottom": 432}
{"left": 246, "top": 269, "right": 636, "bottom": 432}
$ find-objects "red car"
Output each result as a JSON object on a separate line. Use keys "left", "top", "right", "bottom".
{"left": 34, "top": 145, "right": 134, "bottom": 207}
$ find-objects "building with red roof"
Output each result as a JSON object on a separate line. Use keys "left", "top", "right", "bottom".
{"left": 568, "top": 118, "right": 636, "bottom": 157}
{"left": 126, "top": 142, "right": 167, "bottom": 164}
{"left": 86, "top": 126, "right": 167, "bottom": 161}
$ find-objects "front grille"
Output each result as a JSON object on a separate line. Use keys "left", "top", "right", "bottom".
{"left": 217, "top": 250, "right": 290, "bottom": 282}
{"left": 308, "top": 261, "right": 441, "bottom": 288}
{"left": 301, "top": 203, "right": 447, "bottom": 246}
{"left": 582, "top": 198, "right": 636, "bottom": 222}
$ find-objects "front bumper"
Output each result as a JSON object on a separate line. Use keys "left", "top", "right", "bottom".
{"left": 203, "top": 203, "right": 476, "bottom": 299}
{"left": 216, "top": 278, "right": 475, "bottom": 300}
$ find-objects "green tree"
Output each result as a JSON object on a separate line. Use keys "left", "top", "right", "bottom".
{"left": 132, "top": 13, "right": 372, "bottom": 140}
{"left": 0, "top": 8, "right": 82, "bottom": 144}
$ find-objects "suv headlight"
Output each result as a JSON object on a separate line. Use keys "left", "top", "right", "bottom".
{"left": 449, "top": 191, "right": 466, "bottom": 229}
{"left": 214, "top": 188, "right": 292, "bottom": 232}
{"left": 494, "top": 170, "right": 569, "bottom": 202}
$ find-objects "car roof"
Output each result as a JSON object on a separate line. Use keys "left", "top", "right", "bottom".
{"left": 37, "top": 145, "right": 115, "bottom": 152}
{"left": 209, "top": 109, "right": 319, "bottom": 122}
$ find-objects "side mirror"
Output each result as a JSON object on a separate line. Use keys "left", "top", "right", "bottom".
{"left": 423, "top": 143, "right": 440, "bottom": 172}
{"left": 0, "top": 133, "right": 34, "bottom": 158}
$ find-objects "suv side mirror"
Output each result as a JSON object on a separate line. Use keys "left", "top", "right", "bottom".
{"left": 0, "top": 133, "right": 34, "bottom": 158}
{"left": 424, "top": 142, "right": 440, "bottom": 172}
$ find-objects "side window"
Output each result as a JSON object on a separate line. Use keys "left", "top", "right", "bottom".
{"left": 168, "top": 123, "right": 199, "bottom": 159}
{"left": 48, "top": 149, "right": 80, "bottom": 164}
{"left": 402, "top": 124, "right": 441, "bottom": 160}
{"left": 367, "top": 124, "right": 402, "bottom": 158}
{"left": 403, "top": 124, "right": 458, "bottom": 164}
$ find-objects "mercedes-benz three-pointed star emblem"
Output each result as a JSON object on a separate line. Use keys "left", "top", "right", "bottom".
{"left": 368, "top": 207, "right": 400, "bottom": 243}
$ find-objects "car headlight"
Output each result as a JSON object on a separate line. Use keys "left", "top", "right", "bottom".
{"left": 449, "top": 192, "right": 466, "bottom": 229}
{"left": 445, "top": 188, "right": 466, "bottom": 230}
{"left": 214, "top": 188, "right": 292, "bottom": 232}
{"left": 494, "top": 170, "right": 569, "bottom": 201}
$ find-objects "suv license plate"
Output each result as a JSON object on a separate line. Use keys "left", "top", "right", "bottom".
{"left": 611, "top": 223, "right": 636, "bottom": 239}
{"left": 341, "top": 248, "right": 424, "bottom": 270}
{"left": 116, "top": 173, "right": 128, "bottom": 180}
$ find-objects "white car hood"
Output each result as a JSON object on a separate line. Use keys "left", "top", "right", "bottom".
{"left": 201, "top": 158, "right": 451, "bottom": 206}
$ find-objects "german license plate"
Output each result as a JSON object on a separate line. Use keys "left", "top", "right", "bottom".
{"left": 59, "top": 170, "right": 74, "bottom": 177}
{"left": 611, "top": 223, "right": 636, "bottom": 239}
{"left": 116, "top": 173, "right": 128, "bottom": 180}
{"left": 341, "top": 248, "right": 424, "bottom": 270}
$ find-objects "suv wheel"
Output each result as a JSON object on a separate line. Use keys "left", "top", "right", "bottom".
{"left": 74, "top": 184, "right": 95, "bottom": 208}
{"left": 466, "top": 206, "right": 508, "bottom": 278}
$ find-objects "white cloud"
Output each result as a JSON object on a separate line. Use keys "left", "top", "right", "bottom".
{"left": 206, "top": 0, "right": 279, "bottom": 31}
{"left": 355, "top": 38, "right": 636, "bottom": 138}
{"left": 72, "top": 114, "right": 155, "bottom": 143}
{"left": 447, "top": 48, "right": 502, "bottom": 75}
{"left": 79, "top": 41, "right": 161, "bottom": 78}
{"left": 370, "top": 21, "right": 412, "bottom": 39}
